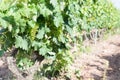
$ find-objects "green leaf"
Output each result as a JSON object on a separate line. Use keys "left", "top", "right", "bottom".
{"left": 66, "top": 25, "right": 73, "bottom": 37}
{"left": 0, "top": 18, "right": 11, "bottom": 29}
{"left": 8, "top": 24, "right": 12, "bottom": 32}
{"left": 39, "top": 4, "right": 52, "bottom": 17}
{"left": 28, "top": 20, "right": 36, "bottom": 28}
{"left": 0, "top": 50, "right": 4, "bottom": 57}
{"left": 39, "top": 45, "right": 50, "bottom": 56}
{"left": 36, "top": 28, "right": 45, "bottom": 39}
{"left": 44, "top": 26, "right": 50, "bottom": 33}
{"left": 32, "top": 41, "right": 43, "bottom": 50}
{"left": 53, "top": 37, "right": 58, "bottom": 44}
{"left": 54, "top": 15, "right": 63, "bottom": 27}
{"left": 50, "top": 0, "right": 58, "bottom": 8}
{"left": 15, "top": 36, "right": 28, "bottom": 50}
{"left": 59, "top": 34, "right": 66, "bottom": 43}
{"left": 47, "top": 52, "right": 56, "bottom": 60}
{"left": 30, "top": 23, "right": 39, "bottom": 41}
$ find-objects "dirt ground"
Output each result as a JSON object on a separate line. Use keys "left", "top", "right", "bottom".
{"left": 0, "top": 58, "right": 13, "bottom": 80}
{"left": 1, "top": 34, "right": 120, "bottom": 80}
{"left": 69, "top": 34, "right": 120, "bottom": 80}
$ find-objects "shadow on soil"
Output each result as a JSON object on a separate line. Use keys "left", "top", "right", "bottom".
{"left": 89, "top": 42, "right": 120, "bottom": 80}
{"left": 89, "top": 53, "right": 120, "bottom": 80}
{"left": 109, "top": 42, "right": 120, "bottom": 47}
{"left": 0, "top": 65, "right": 13, "bottom": 80}
{"left": 101, "top": 53, "right": 120, "bottom": 80}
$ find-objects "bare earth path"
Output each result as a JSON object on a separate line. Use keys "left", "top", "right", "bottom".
{"left": 70, "top": 35, "right": 120, "bottom": 80}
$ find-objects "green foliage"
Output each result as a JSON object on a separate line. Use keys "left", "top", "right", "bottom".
{"left": 0, "top": 0, "right": 120, "bottom": 78}
{"left": 15, "top": 36, "right": 28, "bottom": 50}
{"left": 17, "top": 57, "right": 33, "bottom": 70}
{"left": 39, "top": 51, "right": 72, "bottom": 78}
{"left": 0, "top": 50, "right": 4, "bottom": 57}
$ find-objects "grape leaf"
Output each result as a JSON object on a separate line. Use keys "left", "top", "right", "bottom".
{"left": 36, "top": 28, "right": 45, "bottom": 39}
{"left": 39, "top": 45, "right": 50, "bottom": 56}
{"left": 0, "top": 50, "right": 4, "bottom": 57}
{"left": 15, "top": 36, "right": 28, "bottom": 50}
